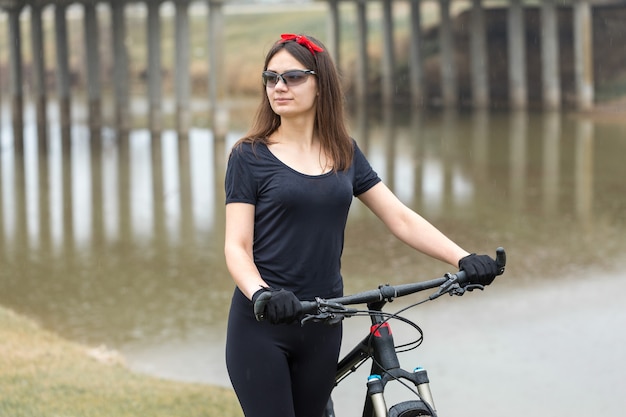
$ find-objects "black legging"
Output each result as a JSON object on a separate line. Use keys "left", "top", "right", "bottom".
{"left": 226, "top": 289, "right": 342, "bottom": 417}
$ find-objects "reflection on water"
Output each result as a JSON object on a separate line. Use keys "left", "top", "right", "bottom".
{"left": 1, "top": 105, "right": 626, "bottom": 410}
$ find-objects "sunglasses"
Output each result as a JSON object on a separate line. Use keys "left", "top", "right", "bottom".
{"left": 262, "top": 70, "right": 317, "bottom": 88}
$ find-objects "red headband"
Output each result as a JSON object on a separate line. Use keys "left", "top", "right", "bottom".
{"left": 279, "top": 34, "right": 324, "bottom": 55}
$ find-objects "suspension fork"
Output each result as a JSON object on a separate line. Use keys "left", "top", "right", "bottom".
{"left": 363, "top": 302, "right": 437, "bottom": 416}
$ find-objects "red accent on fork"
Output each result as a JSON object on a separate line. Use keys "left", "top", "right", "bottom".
{"left": 370, "top": 322, "right": 392, "bottom": 338}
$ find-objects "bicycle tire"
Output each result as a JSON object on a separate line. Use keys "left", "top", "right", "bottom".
{"left": 388, "top": 400, "right": 435, "bottom": 417}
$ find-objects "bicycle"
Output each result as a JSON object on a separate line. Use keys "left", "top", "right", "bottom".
{"left": 254, "top": 247, "right": 506, "bottom": 417}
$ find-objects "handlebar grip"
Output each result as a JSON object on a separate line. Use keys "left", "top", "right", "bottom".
{"left": 253, "top": 291, "right": 273, "bottom": 322}
{"left": 300, "top": 300, "right": 318, "bottom": 315}
{"left": 495, "top": 247, "right": 506, "bottom": 275}
{"left": 255, "top": 293, "right": 319, "bottom": 322}
{"left": 455, "top": 247, "right": 506, "bottom": 285}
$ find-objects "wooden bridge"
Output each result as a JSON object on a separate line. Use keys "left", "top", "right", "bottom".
{"left": 0, "top": 0, "right": 612, "bottom": 139}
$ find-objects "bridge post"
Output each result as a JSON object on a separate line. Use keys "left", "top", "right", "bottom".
{"left": 573, "top": 0, "right": 594, "bottom": 111}
{"left": 208, "top": 0, "right": 227, "bottom": 140}
{"left": 83, "top": 0, "right": 102, "bottom": 132}
{"left": 5, "top": 3, "right": 24, "bottom": 146}
{"left": 439, "top": 0, "right": 457, "bottom": 107}
{"left": 327, "top": 0, "right": 340, "bottom": 68}
{"left": 508, "top": 0, "right": 527, "bottom": 110}
{"left": 381, "top": 0, "right": 395, "bottom": 106}
{"left": 147, "top": 0, "right": 163, "bottom": 134}
{"left": 30, "top": 0, "right": 48, "bottom": 147}
{"left": 111, "top": 0, "right": 130, "bottom": 133}
{"left": 355, "top": 0, "right": 368, "bottom": 103}
{"left": 175, "top": 0, "right": 191, "bottom": 136}
{"left": 408, "top": 0, "right": 424, "bottom": 108}
{"left": 541, "top": 0, "right": 561, "bottom": 110}
{"left": 470, "top": 0, "right": 489, "bottom": 108}
{"left": 54, "top": 2, "right": 72, "bottom": 138}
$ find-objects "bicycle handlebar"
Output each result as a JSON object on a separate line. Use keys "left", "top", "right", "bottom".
{"left": 254, "top": 247, "right": 506, "bottom": 322}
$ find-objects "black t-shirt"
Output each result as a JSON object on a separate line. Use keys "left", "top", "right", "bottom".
{"left": 225, "top": 140, "right": 381, "bottom": 300}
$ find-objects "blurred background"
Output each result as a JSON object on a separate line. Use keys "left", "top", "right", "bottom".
{"left": 1, "top": 1, "right": 625, "bottom": 416}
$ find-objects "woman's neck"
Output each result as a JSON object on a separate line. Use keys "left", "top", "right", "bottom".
{"left": 268, "top": 125, "right": 331, "bottom": 175}
{"left": 272, "top": 122, "right": 317, "bottom": 149}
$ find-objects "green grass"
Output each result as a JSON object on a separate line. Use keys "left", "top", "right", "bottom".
{"left": 0, "top": 306, "right": 242, "bottom": 417}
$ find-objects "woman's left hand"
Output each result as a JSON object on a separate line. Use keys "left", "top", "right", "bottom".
{"left": 458, "top": 254, "right": 499, "bottom": 286}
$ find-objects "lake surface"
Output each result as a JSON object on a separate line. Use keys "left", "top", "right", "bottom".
{"left": 1, "top": 103, "right": 625, "bottom": 416}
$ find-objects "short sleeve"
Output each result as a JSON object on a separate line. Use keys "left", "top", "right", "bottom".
{"left": 225, "top": 145, "right": 257, "bottom": 205}
{"left": 352, "top": 140, "right": 381, "bottom": 196}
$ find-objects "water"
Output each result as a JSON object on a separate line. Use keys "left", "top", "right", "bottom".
{"left": 1, "top": 104, "right": 625, "bottom": 416}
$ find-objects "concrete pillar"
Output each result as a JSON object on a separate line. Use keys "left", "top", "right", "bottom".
{"left": 439, "top": 0, "right": 457, "bottom": 107}
{"left": 507, "top": 0, "right": 527, "bottom": 109}
{"left": 541, "top": 0, "right": 561, "bottom": 110}
{"left": 327, "top": 0, "right": 340, "bottom": 67}
{"left": 573, "top": 0, "right": 594, "bottom": 111}
{"left": 30, "top": 1, "right": 48, "bottom": 146}
{"left": 54, "top": 2, "right": 72, "bottom": 137}
{"left": 470, "top": 0, "right": 489, "bottom": 108}
{"left": 175, "top": 0, "right": 191, "bottom": 135}
{"left": 355, "top": 0, "right": 368, "bottom": 102}
{"left": 208, "top": 0, "right": 226, "bottom": 139}
{"left": 7, "top": 5, "right": 24, "bottom": 145}
{"left": 381, "top": 0, "right": 395, "bottom": 106}
{"left": 83, "top": 0, "right": 102, "bottom": 131}
{"left": 147, "top": 0, "right": 163, "bottom": 134}
{"left": 408, "top": 0, "right": 424, "bottom": 107}
{"left": 111, "top": 0, "right": 130, "bottom": 132}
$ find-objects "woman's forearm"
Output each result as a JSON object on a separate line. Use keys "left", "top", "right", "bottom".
{"left": 393, "top": 208, "right": 469, "bottom": 267}
{"left": 224, "top": 245, "right": 268, "bottom": 300}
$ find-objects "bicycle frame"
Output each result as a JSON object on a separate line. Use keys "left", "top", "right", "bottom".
{"left": 325, "top": 298, "right": 436, "bottom": 417}
{"left": 256, "top": 248, "right": 507, "bottom": 417}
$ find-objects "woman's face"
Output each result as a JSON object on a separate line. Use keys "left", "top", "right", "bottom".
{"left": 265, "top": 49, "right": 318, "bottom": 120}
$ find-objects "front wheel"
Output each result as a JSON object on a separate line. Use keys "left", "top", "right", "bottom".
{"left": 388, "top": 400, "right": 436, "bottom": 417}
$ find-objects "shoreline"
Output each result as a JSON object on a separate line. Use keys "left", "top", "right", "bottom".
{"left": 0, "top": 305, "right": 242, "bottom": 417}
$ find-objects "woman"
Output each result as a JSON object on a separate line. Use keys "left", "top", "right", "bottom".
{"left": 224, "top": 34, "right": 498, "bottom": 417}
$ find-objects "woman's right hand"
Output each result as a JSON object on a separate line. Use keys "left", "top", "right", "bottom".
{"left": 252, "top": 288, "right": 303, "bottom": 324}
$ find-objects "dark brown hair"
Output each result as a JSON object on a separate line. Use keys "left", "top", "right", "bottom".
{"left": 236, "top": 34, "right": 353, "bottom": 171}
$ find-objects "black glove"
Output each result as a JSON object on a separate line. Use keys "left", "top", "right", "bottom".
{"left": 252, "top": 288, "right": 303, "bottom": 325}
{"left": 458, "top": 253, "right": 499, "bottom": 286}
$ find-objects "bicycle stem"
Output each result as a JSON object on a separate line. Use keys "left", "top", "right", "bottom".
{"left": 368, "top": 310, "right": 401, "bottom": 373}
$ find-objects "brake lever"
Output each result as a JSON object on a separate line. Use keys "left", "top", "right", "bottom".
{"left": 446, "top": 283, "right": 485, "bottom": 297}
{"left": 300, "top": 303, "right": 357, "bottom": 326}
{"left": 429, "top": 273, "right": 458, "bottom": 300}
{"left": 301, "top": 312, "right": 344, "bottom": 326}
